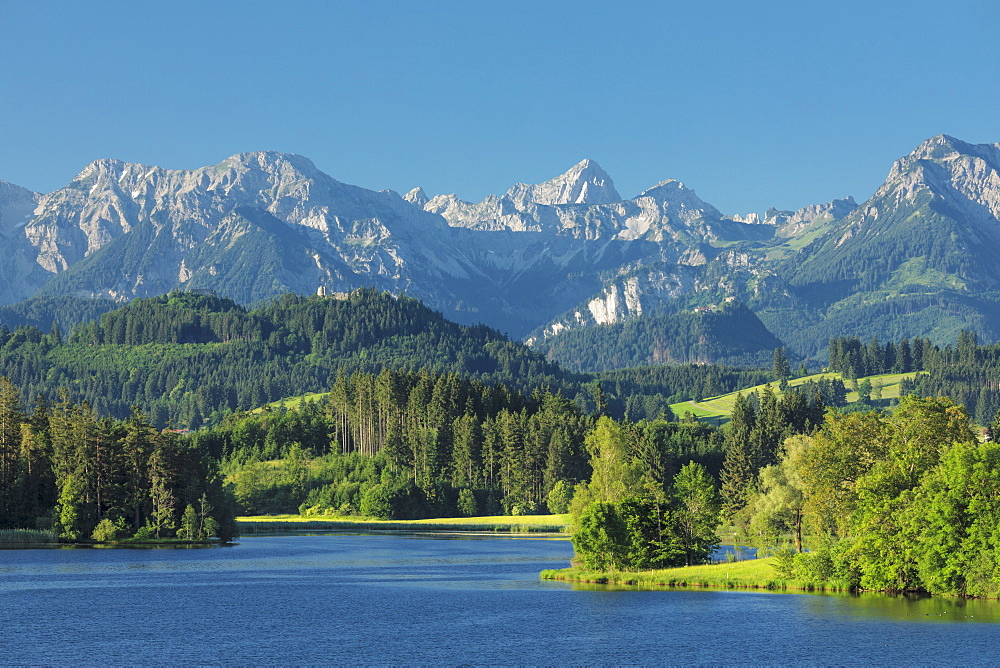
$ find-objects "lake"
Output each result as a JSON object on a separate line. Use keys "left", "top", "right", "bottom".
{"left": 3, "top": 534, "right": 1000, "bottom": 665}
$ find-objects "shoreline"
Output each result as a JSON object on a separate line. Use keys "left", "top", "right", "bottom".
{"left": 237, "top": 514, "right": 571, "bottom": 536}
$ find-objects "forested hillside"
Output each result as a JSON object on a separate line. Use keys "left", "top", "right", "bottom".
{"left": 0, "top": 289, "right": 577, "bottom": 428}
{"left": 0, "top": 289, "right": 792, "bottom": 429}
{"left": 0, "top": 296, "right": 118, "bottom": 337}
{"left": 828, "top": 331, "right": 1000, "bottom": 424}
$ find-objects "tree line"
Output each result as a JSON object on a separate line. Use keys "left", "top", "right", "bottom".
{"left": 830, "top": 331, "right": 1000, "bottom": 424}
{"left": 202, "top": 368, "right": 729, "bottom": 521}
{"left": 0, "top": 377, "right": 237, "bottom": 541}
{"left": 738, "top": 396, "right": 1000, "bottom": 597}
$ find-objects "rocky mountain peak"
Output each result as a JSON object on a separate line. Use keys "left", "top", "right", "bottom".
{"left": 635, "top": 179, "right": 723, "bottom": 218}
{"left": 69, "top": 158, "right": 130, "bottom": 186}
{"left": 506, "top": 158, "right": 621, "bottom": 207}
{"left": 889, "top": 135, "right": 1000, "bottom": 180}
{"left": 876, "top": 136, "right": 1000, "bottom": 225}
{"left": 217, "top": 151, "right": 321, "bottom": 176}
{"left": 404, "top": 187, "right": 429, "bottom": 207}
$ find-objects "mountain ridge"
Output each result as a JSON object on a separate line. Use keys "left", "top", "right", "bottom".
{"left": 3, "top": 134, "right": 999, "bottom": 365}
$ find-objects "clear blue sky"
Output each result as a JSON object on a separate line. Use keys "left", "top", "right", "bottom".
{"left": 1, "top": 0, "right": 997, "bottom": 215}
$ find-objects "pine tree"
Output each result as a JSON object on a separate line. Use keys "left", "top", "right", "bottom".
{"left": 0, "top": 377, "right": 23, "bottom": 524}
{"left": 772, "top": 348, "right": 791, "bottom": 383}
{"left": 720, "top": 393, "right": 757, "bottom": 515}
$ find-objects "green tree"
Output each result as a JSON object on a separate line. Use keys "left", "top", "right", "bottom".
{"left": 56, "top": 474, "right": 86, "bottom": 540}
{"left": 457, "top": 488, "right": 478, "bottom": 517}
{"left": 571, "top": 502, "right": 628, "bottom": 570}
{"left": 0, "top": 377, "right": 23, "bottom": 524}
{"left": 907, "top": 440, "right": 1000, "bottom": 597}
{"left": 572, "top": 417, "right": 645, "bottom": 515}
{"left": 149, "top": 444, "right": 178, "bottom": 537}
{"left": 546, "top": 480, "right": 575, "bottom": 514}
{"left": 772, "top": 347, "right": 791, "bottom": 383}
{"left": 800, "top": 411, "right": 891, "bottom": 537}
{"left": 672, "top": 462, "right": 721, "bottom": 565}
{"left": 179, "top": 504, "right": 199, "bottom": 540}
{"left": 720, "top": 393, "right": 757, "bottom": 516}
{"left": 617, "top": 496, "right": 684, "bottom": 569}
{"left": 747, "top": 435, "right": 810, "bottom": 552}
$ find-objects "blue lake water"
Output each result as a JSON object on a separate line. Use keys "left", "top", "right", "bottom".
{"left": 3, "top": 534, "right": 1000, "bottom": 665}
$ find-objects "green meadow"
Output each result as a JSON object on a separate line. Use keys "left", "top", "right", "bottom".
{"left": 670, "top": 371, "right": 922, "bottom": 425}
{"left": 252, "top": 391, "right": 330, "bottom": 413}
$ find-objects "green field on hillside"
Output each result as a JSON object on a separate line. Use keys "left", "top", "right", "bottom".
{"left": 670, "top": 371, "right": 922, "bottom": 424}
{"left": 253, "top": 391, "right": 330, "bottom": 413}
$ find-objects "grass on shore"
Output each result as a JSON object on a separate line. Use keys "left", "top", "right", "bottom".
{"left": 238, "top": 513, "right": 571, "bottom": 534}
{"left": 542, "top": 556, "right": 850, "bottom": 592}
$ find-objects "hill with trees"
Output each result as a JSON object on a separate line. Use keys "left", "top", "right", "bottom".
{"left": 0, "top": 289, "right": 579, "bottom": 428}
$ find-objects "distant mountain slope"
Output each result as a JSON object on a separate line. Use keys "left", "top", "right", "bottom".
{"left": 0, "top": 181, "right": 44, "bottom": 303}
{"left": 770, "top": 135, "right": 1000, "bottom": 355}
{"left": 530, "top": 301, "right": 782, "bottom": 372}
{"left": 8, "top": 152, "right": 773, "bottom": 338}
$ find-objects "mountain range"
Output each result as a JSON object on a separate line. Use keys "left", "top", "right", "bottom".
{"left": 1, "top": 134, "right": 998, "bottom": 366}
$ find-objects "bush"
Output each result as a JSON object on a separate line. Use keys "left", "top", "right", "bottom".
{"left": 133, "top": 522, "right": 156, "bottom": 540}
{"left": 91, "top": 517, "right": 127, "bottom": 542}
{"left": 360, "top": 484, "right": 393, "bottom": 519}
{"left": 770, "top": 547, "right": 797, "bottom": 578}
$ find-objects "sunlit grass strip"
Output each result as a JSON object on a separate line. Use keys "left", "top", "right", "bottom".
{"left": 541, "top": 557, "right": 849, "bottom": 592}
{"left": 238, "top": 513, "right": 571, "bottom": 534}
{"left": 669, "top": 401, "right": 727, "bottom": 421}
{"left": 0, "top": 529, "right": 58, "bottom": 545}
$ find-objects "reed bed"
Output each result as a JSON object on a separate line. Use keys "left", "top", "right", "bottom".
{"left": 0, "top": 529, "right": 59, "bottom": 545}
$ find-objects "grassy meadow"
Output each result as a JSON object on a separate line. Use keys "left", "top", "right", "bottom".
{"left": 670, "top": 370, "right": 923, "bottom": 424}
{"left": 252, "top": 391, "right": 330, "bottom": 413}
